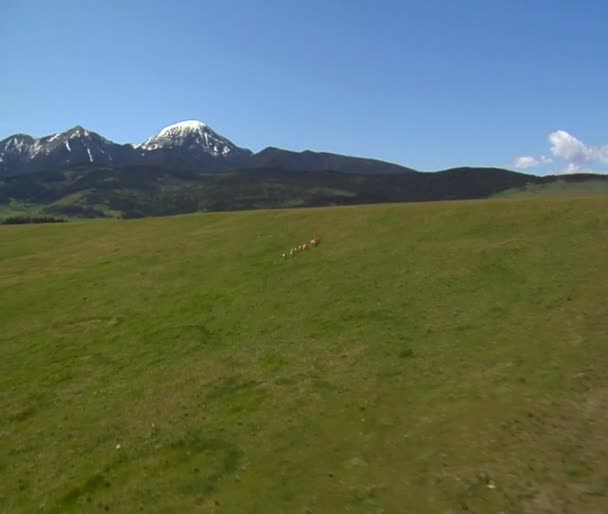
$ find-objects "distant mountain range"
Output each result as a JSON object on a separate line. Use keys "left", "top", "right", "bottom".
{"left": 0, "top": 120, "right": 606, "bottom": 220}
{"left": 0, "top": 120, "right": 414, "bottom": 177}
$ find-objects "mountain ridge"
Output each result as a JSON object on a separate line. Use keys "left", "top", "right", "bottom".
{"left": 1, "top": 161, "right": 605, "bottom": 220}
{"left": 0, "top": 121, "right": 417, "bottom": 177}
{"left": 2, "top": 121, "right": 605, "bottom": 220}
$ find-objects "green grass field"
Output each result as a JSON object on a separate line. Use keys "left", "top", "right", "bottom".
{"left": 2, "top": 198, "right": 608, "bottom": 513}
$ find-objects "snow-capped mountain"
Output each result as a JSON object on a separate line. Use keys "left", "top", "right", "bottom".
{"left": 0, "top": 126, "right": 136, "bottom": 175}
{"left": 134, "top": 120, "right": 252, "bottom": 170}
{"left": 0, "top": 121, "right": 252, "bottom": 176}
{"left": 0, "top": 120, "right": 413, "bottom": 177}
{"left": 138, "top": 120, "right": 238, "bottom": 156}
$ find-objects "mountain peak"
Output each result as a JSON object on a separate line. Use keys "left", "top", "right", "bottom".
{"left": 65, "top": 125, "right": 90, "bottom": 137}
{"left": 157, "top": 120, "right": 207, "bottom": 138}
{"left": 139, "top": 119, "right": 249, "bottom": 159}
{"left": 3, "top": 133, "right": 37, "bottom": 143}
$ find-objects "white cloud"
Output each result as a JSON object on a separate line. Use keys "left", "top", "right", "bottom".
{"left": 513, "top": 154, "right": 552, "bottom": 169}
{"left": 561, "top": 163, "right": 586, "bottom": 175}
{"left": 513, "top": 130, "right": 607, "bottom": 174}
{"left": 552, "top": 162, "right": 598, "bottom": 175}
{"left": 513, "top": 155, "right": 539, "bottom": 168}
{"left": 565, "top": 162, "right": 582, "bottom": 173}
{"left": 549, "top": 130, "right": 608, "bottom": 166}
{"left": 548, "top": 130, "right": 592, "bottom": 163}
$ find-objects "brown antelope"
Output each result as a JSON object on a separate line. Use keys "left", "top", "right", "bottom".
{"left": 283, "top": 236, "right": 321, "bottom": 259}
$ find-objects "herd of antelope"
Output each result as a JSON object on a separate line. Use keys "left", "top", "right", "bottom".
{"left": 282, "top": 236, "right": 321, "bottom": 259}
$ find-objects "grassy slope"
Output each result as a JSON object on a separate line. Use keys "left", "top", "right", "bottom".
{"left": 0, "top": 165, "right": 542, "bottom": 220}
{"left": 1, "top": 198, "right": 607, "bottom": 513}
{"left": 494, "top": 179, "right": 608, "bottom": 199}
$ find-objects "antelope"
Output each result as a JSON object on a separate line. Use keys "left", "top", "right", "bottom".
{"left": 283, "top": 236, "right": 321, "bottom": 259}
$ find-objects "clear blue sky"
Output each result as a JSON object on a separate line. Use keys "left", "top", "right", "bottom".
{"left": 1, "top": 0, "right": 606, "bottom": 173}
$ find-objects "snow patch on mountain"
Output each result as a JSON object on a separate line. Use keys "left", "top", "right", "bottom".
{"left": 31, "top": 141, "right": 47, "bottom": 157}
{"left": 0, "top": 119, "right": 252, "bottom": 176}
{"left": 139, "top": 119, "right": 242, "bottom": 158}
{"left": 8, "top": 137, "right": 32, "bottom": 154}
{"left": 157, "top": 120, "right": 207, "bottom": 138}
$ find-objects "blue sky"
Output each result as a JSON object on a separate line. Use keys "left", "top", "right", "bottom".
{"left": 1, "top": 0, "right": 606, "bottom": 173}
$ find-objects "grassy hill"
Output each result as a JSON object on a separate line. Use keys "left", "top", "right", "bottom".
{"left": 493, "top": 178, "right": 608, "bottom": 199}
{"left": 0, "top": 165, "right": 554, "bottom": 220}
{"left": 2, "top": 164, "right": 607, "bottom": 221}
{"left": 1, "top": 198, "right": 608, "bottom": 513}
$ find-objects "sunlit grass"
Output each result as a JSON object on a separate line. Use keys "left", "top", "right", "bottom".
{"left": 1, "top": 197, "right": 608, "bottom": 513}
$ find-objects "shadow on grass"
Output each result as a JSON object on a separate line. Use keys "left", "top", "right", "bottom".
{"left": 51, "top": 432, "right": 243, "bottom": 512}
{"left": 206, "top": 376, "right": 260, "bottom": 401}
